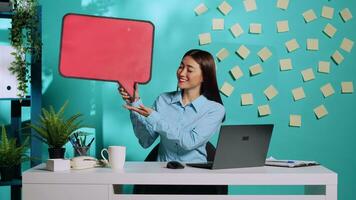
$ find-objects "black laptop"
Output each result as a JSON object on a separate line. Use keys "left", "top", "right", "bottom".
{"left": 187, "top": 124, "right": 274, "bottom": 170}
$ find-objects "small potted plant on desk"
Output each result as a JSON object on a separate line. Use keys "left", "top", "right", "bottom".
{"left": 0, "top": 125, "right": 29, "bottom": 181}
{"left": 28, "top": 101, "right": 84, "bottom": 159}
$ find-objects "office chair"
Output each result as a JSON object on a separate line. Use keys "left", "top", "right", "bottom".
{"left": 133, "top": 142, "right": 228, "bottom": 194}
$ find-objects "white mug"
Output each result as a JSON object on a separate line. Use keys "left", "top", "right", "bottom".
{"left": 101, "top": 146, "right": 126, "bottom": 170}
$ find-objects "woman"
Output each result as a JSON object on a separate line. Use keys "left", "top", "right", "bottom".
{"left": 119, "top": 49, "right": 225, "bottom": 163}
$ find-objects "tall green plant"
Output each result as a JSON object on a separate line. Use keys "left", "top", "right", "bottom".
{"left": 9, "top": 0, "right": 42, "bottom": 98}
{"left": 0, "top": 125, "right": 29, "bottom": 167}
{"left": 28, "top": 101, "right": 84, "bottom": 148}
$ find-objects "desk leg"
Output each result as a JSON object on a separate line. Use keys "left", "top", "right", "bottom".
{"left": 304, "top": 185, "right": 337, "bottom": 200}
{"left": 11, "top": 185, "right": 21, "bottom": 200}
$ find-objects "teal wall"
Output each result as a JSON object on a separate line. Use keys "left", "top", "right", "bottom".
{"left": 1, "top": 0, "right": 355, "bottom": 199}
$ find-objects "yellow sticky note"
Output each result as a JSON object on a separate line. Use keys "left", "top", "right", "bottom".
{"left": 340, "top": 8, "right": 353, "bottom": 22}
{"left": 194, "top": 3, "right": 208, "bottom": 16}
{"left": 249, "top": 64, "right": 263, "bottom": 76}
{"left": 314, "top": 105, "right": 328, "bottom": 119}
{"left": 331, "top": 50, "right": 344, "bottom": 65}
{"left": 236, "top": 45, "right": 250, "bottom": 59}
{"left": 258, "top": 104, "right": 271, "bottom": 116}
{"left": 279, "top": 58, "right": 292, "bottom": 71}
{"left": 318, "top": 61, "right": 330, "bottom": 74}
{"left": 258, "top": 47, "right": 272, "bottom": 62}
{"left": 307, "top": 38, "right": 319, "bottom": 51}
{"left": 322, "top": 6, "right": 334, "bottom": 19}
{"left": 264, "top": 85, "right": 278, "bottom": 100}
{"left": 290, "top": 115, "right": 302, "bottom": 127}
{"left": 301, "top": 68, "right": 315, "bottom": 82}
{"left": 198, "top": 33, "right": 211, "bottom": 45}
{"left": 303, "top": 9, "right": 317, "bottom": 23}
{"left": 243, "top": 0, "right": 257, "bottom": 12}
{"left": 320, "top": 83, "right": 335, "bottom": 98}
{"left": 220, "top": 82, "right": 234, "bottom": 96}
{"left": 249, "top": 23, "right": 262, "bottom": 34}
{"left": 323, "top": 23, "right": 337, "bottom": 38}
{"left": 285, "top": 38, "right": 300, "bottom": 52}
{"left": 341, "top": 82, "right": 354, "bottom": 94}
{"left": 241, "top": 93, "right": 254, "bottom": 106}
{"left": 230, "top": 23, "right": 244, "bottom": 38}
{"left": 292, "top": 87, "right": 306, "bottom": 101}
{"left": 216, "top": 48, "right": 229, "bottom": 61}
{"left": 230, "top": 66, "right": 243, "bottom": 80}
{"left": 218, "top": 1, "right": 232, "bottom": 16}
{"left": 277, "top": 20, "right": 289, "bottom": 33}
{"left": 340, "top": 38, "right": 354, "bottom": 53}
{"left": 212, "top": 18, "right": 224, "bottom": 30}
{"left": 277, "top": 0, "right": 289, "bottom": 10}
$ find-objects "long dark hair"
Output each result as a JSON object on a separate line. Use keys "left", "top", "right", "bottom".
{"left": 181, "top": 49, "right": 224, "bottom": 108}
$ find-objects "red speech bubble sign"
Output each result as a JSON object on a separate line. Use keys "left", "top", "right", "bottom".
{"left": 59, "top": 13, "right": 154, "bottom": 97}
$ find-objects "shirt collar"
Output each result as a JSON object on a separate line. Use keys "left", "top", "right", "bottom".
{"left": 170, "top": 91, "right": 208, "bottom": 113}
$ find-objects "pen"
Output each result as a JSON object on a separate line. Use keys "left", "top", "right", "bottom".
{"left": 268, "top": 160, "right": 295, "bottom": 163}
{"left": 87, "top": 138, "right": 95, "bottom": 147}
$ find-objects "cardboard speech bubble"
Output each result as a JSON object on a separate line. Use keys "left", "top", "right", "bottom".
{"left": 59, "top": 13, "right": 154, "bottom": 97}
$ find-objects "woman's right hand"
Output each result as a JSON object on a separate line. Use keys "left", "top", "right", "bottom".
{"left": 118, "top": 84, "right": 139, "bottom": 104}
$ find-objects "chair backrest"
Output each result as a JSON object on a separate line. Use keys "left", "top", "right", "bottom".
{"left": 145, "top": 142, "right": 216, "bottom": 161}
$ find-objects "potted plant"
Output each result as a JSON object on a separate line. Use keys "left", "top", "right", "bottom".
{"left": 9, "top": 0, "right": 41, "bottom": 98}
{"left": 0, "top": 125, "right": 29, "bottom": 181}
{"left": 28, "top": 101, "right": 84, "bottom": 159}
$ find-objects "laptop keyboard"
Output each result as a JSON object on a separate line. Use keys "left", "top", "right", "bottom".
{"left": 186, "top": 162, "right": 213, "bottom": 169}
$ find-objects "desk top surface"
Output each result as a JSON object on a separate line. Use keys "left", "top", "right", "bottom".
{"left": 23, "top": 162, "right": 337, "bottom": 185}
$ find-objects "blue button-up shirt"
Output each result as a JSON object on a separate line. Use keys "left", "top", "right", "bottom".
{"left": 130, "top": 91, "right": 225, "bottom": 162}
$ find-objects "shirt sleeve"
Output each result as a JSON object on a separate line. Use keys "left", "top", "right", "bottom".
{"left": 129, "top": 99, "right": 159, "bottom": 148}
{"left": 145, "top": 102, "right": 225, "bottom": 151}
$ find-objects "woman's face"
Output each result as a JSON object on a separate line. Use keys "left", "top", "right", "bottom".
{"left": 177, "top": 56, "right": 203, "bottom": 91}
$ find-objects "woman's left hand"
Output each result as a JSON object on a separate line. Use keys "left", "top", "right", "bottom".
{"left": 124, "top": 104, "right": 153, "bottom": 117}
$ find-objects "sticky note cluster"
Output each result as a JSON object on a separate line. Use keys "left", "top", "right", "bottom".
{"left": 290, "top": 115, "right": 302, "bottom": 127}
{"left": 264, "top": 85, "right": 278, "bottom": 100}
{"left": 322, "top": 6, "right": 334, "bottom": 19}
{"left": 230, "top": 23, "right": 244, "bottom": 38}
{"left": 216, "top": 48, "right": 229, "bottom": 61}
{"left": 258, "top": 104, "right": 271, "bottom": 116}
{"left": 230, "top": 66, "right": 243, "bottom": 80}
{"left": 194, "top": 3, "right": 208, "bottom": 15}
{"left": 307, "top": 39, "right": 319, "bottom": 51}
{"left": 340, "top": 38, "right": 354, "bottom": 53}
{"left": 241, "top": 93, "right": 254, "bottom": 105}
{"left": 318, "top": 61, "right": 330, "bottom": 74}
{"left": 341, "top": 82, "right": 353, "bottom": 94}
{"left": 292, "top": 87, "right": 306, "bottom": 101}
{"left": 249, "top": 64, "right": 263, "bottom": 76}
{"left": 303, "top": 9, "right": 317, "bottom": 23}
{"left": 258, "top": 47, "right": 272, "bottom": 62}
{"left": 220, "top": 82, "right": 234, "bottom": 96}
{"left": 331, "top": 50, "right": 344, "bottom": 65}
{"left": 301, "top": 68, "right": 315, "bottom": 82}
{"left": 236, "top": 45, "right": 250, "bottom": 59}
{"left": 340, "top": 8, "right": 353, "bottom": 22}
{"left": 218, "top": 1, "right": 232, "bottom": 15}
{"left": 277, "top": 20, "right": 289, "bottom": 33}
{"left": 276, "top": 0, "right": 289, "bottom": 10}
{"left": 320, "top": 83, "right": 335, "bottom": 98}
{"left": 314, "top": 105, "right": 328, "bottom": 119}
{"left": 199, "top": 33, "right": 211, "bottom": 45}
{"left": 243, "top": 0, "right": 257, "bottom": 12}
{"left": 279, "top": 58, "right": 292, "bottom": 71}
{"left": 249, "top": 23, "right": 262, "bottom": 34}
{"left": 212, "top": 18, "right": 224, "bottom": 30}
{"left": 323, "top": 23, "right": 337, "bottom": 38}
{"left": 285, "top": 39, "right": 300, "bottom": 52}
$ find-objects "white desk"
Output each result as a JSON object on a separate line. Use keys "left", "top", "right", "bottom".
{"left": 23, "top": 162, "right": 337, "bottom": 200}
